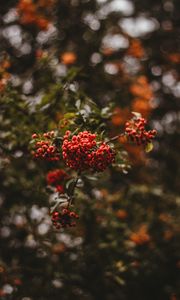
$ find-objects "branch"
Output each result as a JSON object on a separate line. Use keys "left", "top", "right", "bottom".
{"left": 106, "top": 133, "right": 125, "bottom": 144}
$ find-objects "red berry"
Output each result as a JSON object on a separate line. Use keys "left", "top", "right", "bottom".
{"left": 32, "top": 133, "right": 38, "bottom": 139}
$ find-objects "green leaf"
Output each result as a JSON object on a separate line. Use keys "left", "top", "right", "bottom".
{"left": 114, "top": 276, "right": 125, "bottom": 286}
{"left": 84, "top": 175, "right": 98, "bottom": 181}
{"left": 65, "top": 178, "right": 75, "bottom": 191}
{"left": 101, "top": 107, "right": 112, "bottom": 118}
{"left": 76, "top": 178, "right": 84, "bottom": 187}
{"left": 75, "top": 99, "right": 81, "bottom": 110}
{"left": 115, "top": 151, "right": 126, "bottom": 164}
{"left": 145, "top": 142, "right": 154, "bottom": 153}
{"left": 86, "top": 96, "right": 98, "bottom": 108}
{"left": 50, "top": 196, "right": 68, "bottom": 213}
{"left": 64, "top": 112, "right": 76, "bottom": 119}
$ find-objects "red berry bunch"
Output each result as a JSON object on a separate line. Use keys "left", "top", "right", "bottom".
{"left": 31, "top": 131, "right": 60, "bottom": 161}
{"left": 51, "top": 209, "right": 79, "bottom": 229}
{"left": 55, "top": 185, "right": 64, "bottom": 193}
{"left": 62, "top": 130, "right": 97, "bottom": 170}
{"left": 46, "top": 169, "right": 68, "bottom": 185}
{"left": 62, "top": 130, "right": 115, "bottom": 172}
{"left": 89, "top": 143, "right": 116, "bottom": 171}
{"left": 46, "top": 169, "right": 68, "bottom": 193}
{"left": 125, "top": 117, "right": 157, "bottom": 145}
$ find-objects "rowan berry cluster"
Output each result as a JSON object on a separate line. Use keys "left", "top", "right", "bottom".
{"left": 62, "top": 130, "right": 96, "bottom": 170}
{"left": 55, "top": 185, "right": 64, "bottom": 193}
{"left": 51, "top": 209, "right": 79, "bottom": 229}
{"left": 89, "top": 143, "right": 116, "bottom": 172}
{"left": 31, "top": 131, "right": 59, "bottom": 161}
{"left": 46, "top": 169, "right": 68, "bottom": 185}
{"left": 46, "top": 169, "right": 68, "bottom": 193}
{"left": 30, "top": 118, "right": 157, "bottom": 231}
{"left": 62, "top": 130, "right": 115, "bottom": 171}
{"left": 125, "top": 117, "right": 157, "bottom": 145}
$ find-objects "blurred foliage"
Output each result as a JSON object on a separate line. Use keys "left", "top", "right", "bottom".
{"left": 0, "top": 0, "right": 180, "bottom": 299}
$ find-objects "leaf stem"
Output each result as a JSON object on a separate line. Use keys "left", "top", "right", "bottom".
{"left": 68, "top": 171, "right": 81, "bottom": 206}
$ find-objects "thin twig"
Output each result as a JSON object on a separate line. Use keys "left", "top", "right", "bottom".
{"left": 68, "top": 171, "right": 81, "bottom": 206}
{"left": 106, "top": 133, "right": 125, "bottom": 144}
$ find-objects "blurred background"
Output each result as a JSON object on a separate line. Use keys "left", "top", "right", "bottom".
{"left": 0, "top": 0, "right": 179, "bottom": 299}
